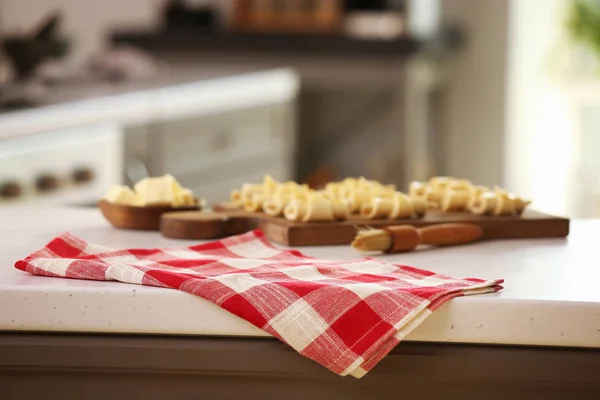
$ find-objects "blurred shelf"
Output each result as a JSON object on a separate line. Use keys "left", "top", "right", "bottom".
{"left": 110, "top": 29, "right": 424, "bottom": 57}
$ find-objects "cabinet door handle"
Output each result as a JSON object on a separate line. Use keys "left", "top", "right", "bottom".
{"left": 210, "top": 131, "right": 232, "bottom": 151}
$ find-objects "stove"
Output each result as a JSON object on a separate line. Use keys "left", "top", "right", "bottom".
{"left": 0, "top": 123, "right": 123, "bottom": 207}
{"left": 0, "top": 56, "right": 162, "bottom": 112}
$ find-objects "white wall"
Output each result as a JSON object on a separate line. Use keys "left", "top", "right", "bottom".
{"left": 504, "top": 0, "right": 576, "bottom": 216}
{"left": 439, "top": 0, "right": 509, "bottom": 187}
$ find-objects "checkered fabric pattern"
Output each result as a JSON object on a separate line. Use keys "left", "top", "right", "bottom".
{"left": 15, "top": 230, "right": 503, "bottom": 378}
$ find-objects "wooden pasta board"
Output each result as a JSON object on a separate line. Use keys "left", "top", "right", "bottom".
{"left": 160, "top": 205, "right": 570, "bottom": 246}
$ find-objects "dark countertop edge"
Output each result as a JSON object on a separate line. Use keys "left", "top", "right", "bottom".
{"left": 2, "top": 332, "right": 600, "bottom": 385}
{"left": 110, "top": 29, "right": 424, "bottom": 57}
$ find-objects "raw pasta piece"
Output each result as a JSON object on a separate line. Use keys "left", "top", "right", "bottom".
{"left": 467, "top": 185, "right": 489, "bottom": 209}
{"left": 274, "top": 185, "right": 289, "bottom": 198}
{"left": 388, "top": 193, "right": 414, "bottom": 219}
{"left": 340, "top": 177, "right": 359, "bottom": 192}
{"left": 409, "top": 196, "right": 428, "bottom": 217}
{"left": 302, "top": 195, "right": 335, "bottom": 222}
{"left": 263, "top": 175, "right": 280, "bottom": 194}
{"left": 409, "top": 181, "right": 428, "bottom": 197}
{"left": 277, "top": 181, "right": 308, "bottom": 197}
{"left": 244, "top": 193, "right": 268, "bottom": 212}
{"left": 344, "top": 177, "right": 359, "bottom": 185}
{"left": 331, "top": 198, "right": 350, "bottom": 220}
{"left": 313, "top": 189, "right": 330, "bottom": 198}
{"left": 510, "top": 195, "right": 531, "bottom": 216}
{"left": 241, "top": 183, "right": 264, "bottom": 202}
{"left": 263, "top": 200, "right": 284, "bottom": 216}
{"left": 325, "top": 182, "right": 342, "bottom": 199}
{"left": 263, "top": 194, "right": 291, "bottom": 216}
{"left": 493, "top": 187, "right": 514, "bottom": 216}
{"left": 428, "top": 176, "right": 455, "bottom": 189}
{"left": 427, "top": 200, "right": 441, "bottom": 210}
{"left": 284, "top": 199, "right": 307, "bottom": 221}
{"left": 470, "top": 192, "right": 497, "bottom": 215}
{"left": 360, "top": 197, "right": 395, "bottom": 219}
{"left": 448, "top": 179, "right": 472, "bottom": 191}
{"left": 355, "top": 177, "right": 395, "bottom": 198}
{"left": 371, "top": 185, "right": 397, "bottom": 198}
{"left": 343, "top": 188, "right": 372, "bottom": 213}
{"left": 425, "top": 185, "right": 444, "bottom": 202}
{"left": 230, "top": 189, "right": 242, "bottom": 204}
{"left": 233, "top": 176, "right": 427, "bottom": 220}
{"left": 357, "top": 176, "right": 376, "bottom": 188}
{"left": 286, "top": 189, "right": 310, "bottom": 201}
{"left": 440, "top": 189, "right": 470, "bottom": 212}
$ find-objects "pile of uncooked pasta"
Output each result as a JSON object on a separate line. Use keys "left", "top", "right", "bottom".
{"left": 229, "top": 175, "right": 530, "bottom": 222}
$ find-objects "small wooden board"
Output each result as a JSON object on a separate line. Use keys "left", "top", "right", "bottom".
{"left": 161, "top": 206, "right": 570, "bottom": 246}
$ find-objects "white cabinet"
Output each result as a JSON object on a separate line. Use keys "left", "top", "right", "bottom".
{"left": 153, "top": 103, "right": 295, "bottom": 205}
{"left": 0, "top": 123, "right": 123, "bottom": 206}
{"left": 164, "top": 107, "right": 274, "bottom": 175}
{"left": 1, "top": 68, "right": 299, "bottom": 207}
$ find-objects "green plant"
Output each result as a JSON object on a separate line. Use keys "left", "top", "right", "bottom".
{"left": 566, "top": 0, "right": 600, "bottom": 58}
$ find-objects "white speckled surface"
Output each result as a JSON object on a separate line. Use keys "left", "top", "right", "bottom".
{"left": 1, "top": 205, "right": 599, "bottom": 348}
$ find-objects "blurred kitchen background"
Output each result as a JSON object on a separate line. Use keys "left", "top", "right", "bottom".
{"left": 0, "top": 0, "right": 598, "bottom": 218}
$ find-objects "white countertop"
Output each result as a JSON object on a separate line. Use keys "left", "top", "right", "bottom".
{"left": 1, "top": 205, "right": 599, "bottom": 348}
{"left": 0, "top": 67, "right": 299, "bottom": 140}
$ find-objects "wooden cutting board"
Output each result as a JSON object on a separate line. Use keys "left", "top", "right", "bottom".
{"left": 160, "top": 204, "right": 570, "bottom": 246}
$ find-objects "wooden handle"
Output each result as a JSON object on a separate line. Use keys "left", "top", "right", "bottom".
{"left": 383, "top": 223, "right": 483, "bottom": 253}
{"left": 382, "top": 226, "right": 421, "bottom": 253}
{"left": 418, "top": 223, "right": 484, "bottom": 246}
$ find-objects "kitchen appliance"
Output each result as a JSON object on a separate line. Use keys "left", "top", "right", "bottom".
{"left": 0, "top": 46, "right": 161, "bottom": 112}
{"left": 2, "top": 12, "right": 69, "bottom": 81}
{"left": 0, "top": 12, "right": 70, "bottom": 109}
{"left": 0, "top": 123, "right": 123, "bottom": 207}
{"left": 0, "top": 7, "right": 160, "bottom": 112}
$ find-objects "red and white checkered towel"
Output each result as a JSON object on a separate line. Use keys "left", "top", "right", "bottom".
{"left": 15, "top": 230, "right": 503, "bottom": 378}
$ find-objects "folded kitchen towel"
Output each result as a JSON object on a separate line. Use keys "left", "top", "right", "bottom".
{"left": 15, "top": 230, "right": 503, "bottom": 378}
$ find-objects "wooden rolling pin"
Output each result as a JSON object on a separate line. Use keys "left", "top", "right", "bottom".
{"left": 351, "top": 223, "right": 484, "bottom": 253}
